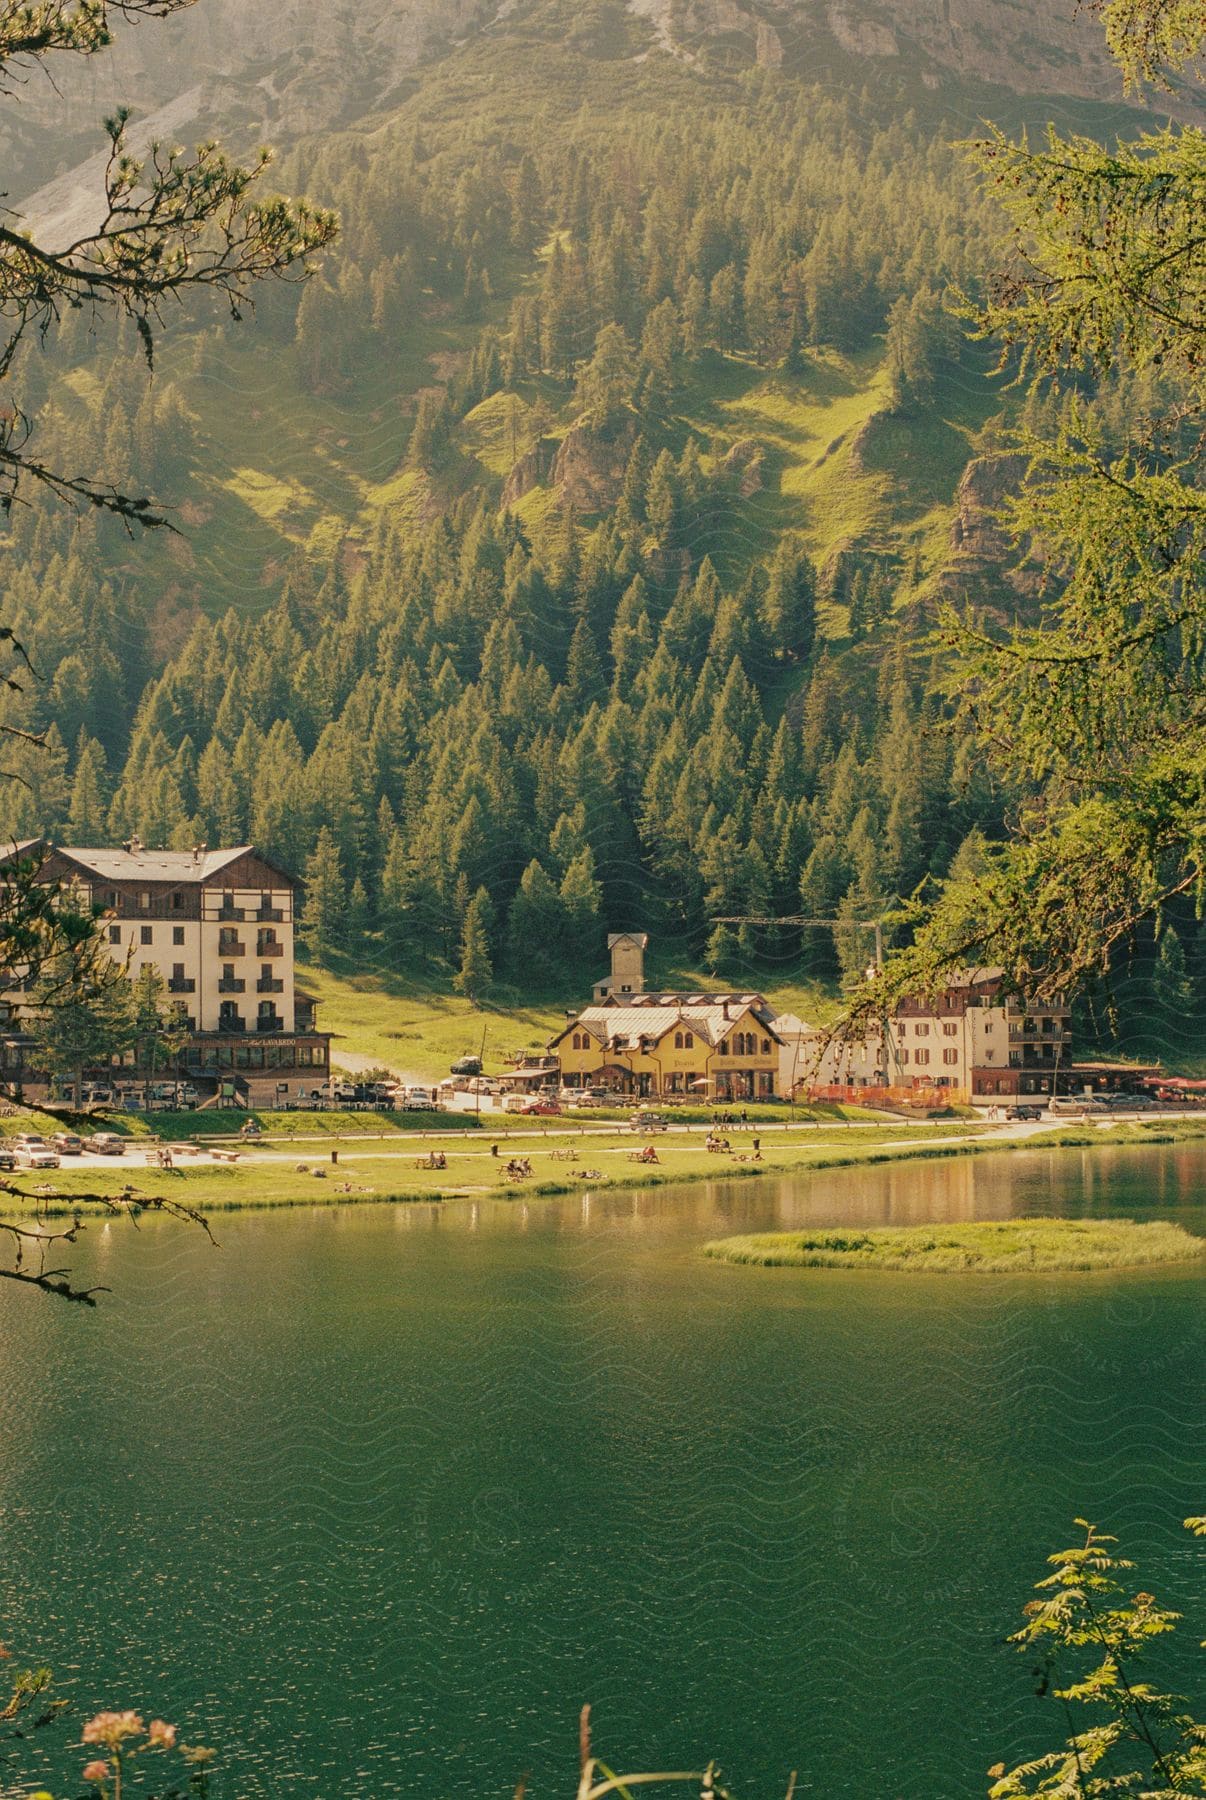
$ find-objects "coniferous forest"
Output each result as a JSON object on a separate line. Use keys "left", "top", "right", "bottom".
{"left": 2, "top": 3, "right": 1200, "bottom": 1025}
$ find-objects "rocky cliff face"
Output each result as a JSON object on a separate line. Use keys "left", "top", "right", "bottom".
{"left": 630, "top": 0, "right": 1171, "bottom": 106}
{"left": 9, "top": 0, "right": 495, "bottom": 197}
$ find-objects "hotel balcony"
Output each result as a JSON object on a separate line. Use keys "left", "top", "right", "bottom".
{"left": 254, "top": 906, "right": 284, "bottom": 923}
{"left": 257, "top": 978, "right": 284, "bottom": 994}
{"left": 168, "top": 977, "right": 196, "bottom": 994}
{"left": 218, "top": 977, "right": 246, "bottom": 994}
{"left": 212, "top": 905, "right": 245, "bottom": 922}
{"left": 256, "top": 940, "right": 284, "bottom": 958}
{"left": 217, "top": 940, "right": 246, "bottom": 957}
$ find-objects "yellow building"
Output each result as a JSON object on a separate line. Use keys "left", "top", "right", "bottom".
{"left": 550, "top": 992, "right": 783, "bottom": 1101}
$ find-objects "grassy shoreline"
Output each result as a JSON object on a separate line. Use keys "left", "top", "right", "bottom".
{"left": 1, "top": 1117, "right": 1204, "bottom": 1218}
{"left": 702, "top": 1219, "right": 1205, "bottom": 1274}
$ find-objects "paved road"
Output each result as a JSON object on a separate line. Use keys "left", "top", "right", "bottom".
{"left": 16, "top": 1107, "right": 1189, "bottom": 1175}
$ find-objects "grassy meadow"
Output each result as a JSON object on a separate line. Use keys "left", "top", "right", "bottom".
{"left": 702, "top": 1219, "right": 1206, "bottom": 1274}
{"left": 5, "top": 1116, "right": 1205, "bottom": 1221}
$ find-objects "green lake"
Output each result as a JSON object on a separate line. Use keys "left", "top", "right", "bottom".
{"left": 3, "top": 1141, "right": 1204, "bottom": 1797}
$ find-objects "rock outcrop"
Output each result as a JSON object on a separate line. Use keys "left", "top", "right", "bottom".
{"left": 722, "top": 439, "right": 765, "bottom": 498}
{"left": 629, "top": 0, "right": 1193, "bottom": 108}
{"left": 502, "top": 438, "right": 557, "bottom": 509}
{"left": 940, "top": 452, "right": 1041, "bottom": 612}
{"left": 547, "top": 419, "right": 637, "bottom": 514}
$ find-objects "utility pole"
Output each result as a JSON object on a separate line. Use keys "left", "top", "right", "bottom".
{"left": 710, "top": 915, "right": 886, "bottom": 969}
{"left": 711, "top": 912, "right": 893, "bottom": 1101}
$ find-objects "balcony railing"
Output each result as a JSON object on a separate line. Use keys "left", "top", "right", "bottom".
{"left": 256, "top": 940, "right": 284, "bottom": 958}
{"left": 217, "top": 941, "right": 245, "bottom": 957}
{"left": 218, "top": 978, "right": 246, "bottom": 994}
{"left": 256, "top": 1016, "right": 284, "bottom": 1034}
{"left": 1008, "top": 1025, "right": 1072, "bottom": 1042}
{"left": 213, "top": 906, "right": 245, "bottom": 922}
{"left": 255, "top": 907, "right": 284, "bottom": 923}
{"left": 168, "top": 978, "right": 196, "bottom": 994}
{"left": 218, "top": 1015, "right": 245, "bottom": 1033}
{"left": 257, "top": 978, "right": 284, "bottom": 994}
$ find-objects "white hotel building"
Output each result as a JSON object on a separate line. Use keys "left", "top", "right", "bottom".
{"left": 0, "top": 840, "right": 330, "bottom": 1101}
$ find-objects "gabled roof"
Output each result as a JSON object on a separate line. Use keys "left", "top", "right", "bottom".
{"left": 54, "top": 844, "right": 295, "bottom": 886}
{"left": 551, "top": 995, "right": 782, "bottom": 1052}
{"left": 607, "top": 932, "right": 649, "bottom": 949}
{"left": 771, "top": 1012, "right": 819, "bottom": 1037}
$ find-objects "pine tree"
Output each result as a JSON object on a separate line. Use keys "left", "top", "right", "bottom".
{"left": 762, "top": 539, "right": 817, "bottom": 664}
{"left": 573, "top": 322, "right": 635, "bottom": 433}
{"left": 454, "top": 887, "right": 495, "bottom": 1002}
{"left": 67, "top": 736, "right": 110, "bottom": 842}
{"left": 506, "top": 858, "right": 568, "bottom": 982}
{"left": 301, "top": 827, "right": 348, "bottom": 962}
{"left": 560, "top": 846, "right": 602, "bottom": 965}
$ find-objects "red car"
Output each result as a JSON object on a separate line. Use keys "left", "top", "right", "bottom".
{"left": 522, "top": 1099, "right": 561, "bottom": 1116}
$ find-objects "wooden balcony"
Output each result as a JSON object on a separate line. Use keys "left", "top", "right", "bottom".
{"left": 257, "top": 978, "right": 284, "bottom": 994}
{"left": 168, "top": 977, "right": 196, "bottom": 994}
{"left": 218, "top": 978, "right": 246, "bottom": 994}
{"left": 256, "top": 940, "right": 284, "bottom": 958}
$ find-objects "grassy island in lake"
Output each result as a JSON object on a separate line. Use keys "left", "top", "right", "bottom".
{"left": 702, "top": 1219, "right": 1205, "bottom": 1274}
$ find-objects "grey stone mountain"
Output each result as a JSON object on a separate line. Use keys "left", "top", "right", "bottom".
{"left": 12, "top": 0, "right": 1191, "bottom": 219}
{"left": 9, "top": 0, "right": 498, "bottom": 213}
{"left": 635, "top": 0, "right": 1153, "bottom": 104}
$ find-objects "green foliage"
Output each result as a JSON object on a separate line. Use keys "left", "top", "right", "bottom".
{"left": 300, "top": 828, "right": 347, "bottom": 961}
{"left": 28, "top": 950, "right": 137, "bottom": 1096}
{"left": 847, "top": 0, "right": 1206, "bottom": 1018}
{"left": 987, "top": 1519, "right": 1206, "bottom": 1797}
{"left": 454, "top": 887, "right": 495, "bottom": 1002}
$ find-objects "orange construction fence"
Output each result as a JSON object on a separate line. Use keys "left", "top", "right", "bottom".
{"left": 803, "top": 1083, "right": 970, "bottom": 1108}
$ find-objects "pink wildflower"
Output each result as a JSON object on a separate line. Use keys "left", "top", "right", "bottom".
{"left": 81, "top": 1759, "right": 111, "bottom": 1784}
{"left": 148, "top": 1719, "right": 177, "bottom": 1749}
{"left": 82, "top": 1711, "right": 144, "bottom": 1748}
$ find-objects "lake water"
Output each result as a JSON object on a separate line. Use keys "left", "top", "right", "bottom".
{"left": 2, "top": 1142, "right": 1204, "bottom": 1799}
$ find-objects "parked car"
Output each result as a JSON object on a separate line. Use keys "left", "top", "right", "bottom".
{"left": 522, "top": 1098, "right": 561, "bottom": 1116}
{"left": 1004, "top": 1104, "right": 1043, "bottom": 1122}
{"left": 83, "top": 1085, "right": 116, "bottom": 1107}
{"left": 629, "top": 1110, "right": 668, "bottom": 1132}
{"left": 51, "top": 1132, "right": 84, "bottom": 1155}
{"left": 0, "top": 1145, "right": 15, "bottom": 1171}
{"left": 84, "top": 1133, "right": 126, "bottom": 1156}
{"left": 402, "top": 1086, "right": 438, "bottom": 1111}
{"left": 13, "top": 1134, "right": 60, "bottom": 1169}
